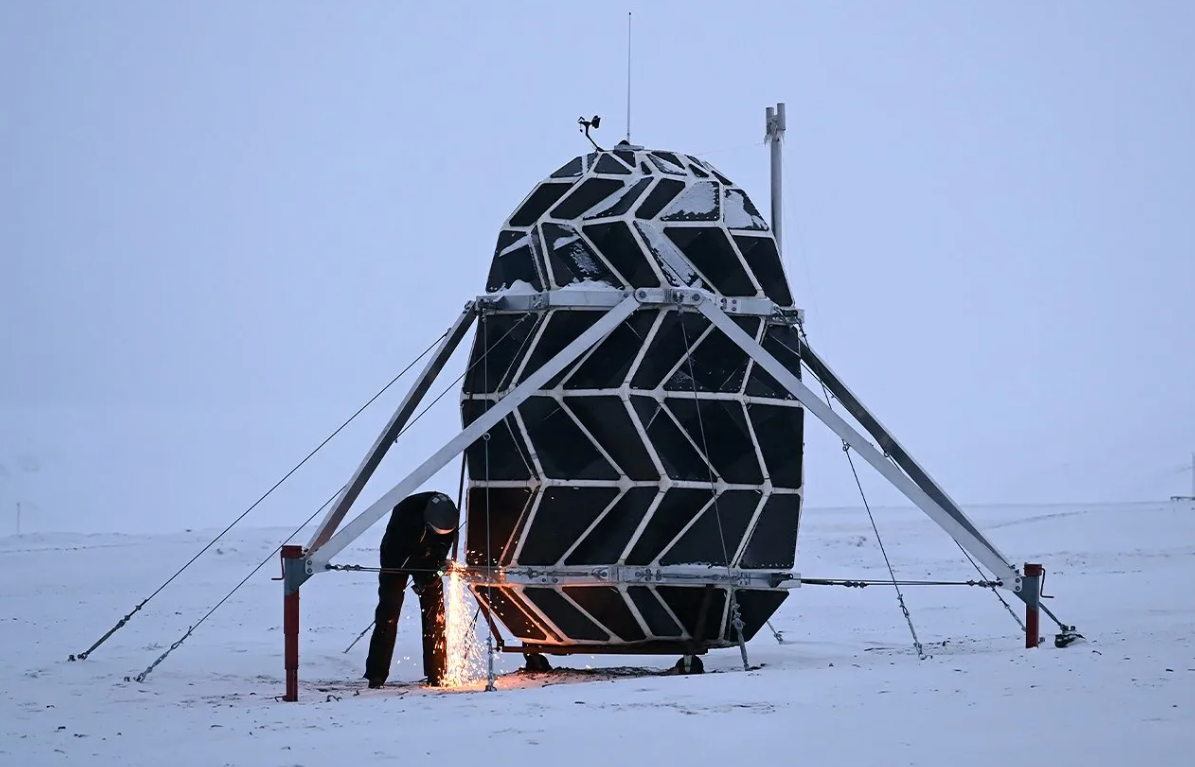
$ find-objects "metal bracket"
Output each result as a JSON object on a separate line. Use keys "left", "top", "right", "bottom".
{"left": 281, "top": 547, "right": 307, "bottom": 597}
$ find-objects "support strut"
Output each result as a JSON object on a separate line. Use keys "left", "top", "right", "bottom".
{"left": 281, "top": 544, "right": 304, "bottom": 702}
{"left": 1023, "top": 563, "right": 1043, "bottom": 649}
{"left": 306, "top": 305, "right": 478, "bottom": 552}
{"left": 698, "top": 299, "right": 1023, "bottom": 589}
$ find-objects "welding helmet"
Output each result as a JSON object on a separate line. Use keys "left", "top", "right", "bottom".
{"left": 423, "top": 492, "right": 459, "bottom": 536}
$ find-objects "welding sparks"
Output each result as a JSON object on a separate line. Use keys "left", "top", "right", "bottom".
{"left": 441, "top": 560, "right": 486, "bottom": 688}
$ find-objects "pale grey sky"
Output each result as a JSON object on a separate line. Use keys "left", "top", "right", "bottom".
{"left": 2, "top": 1, "right": 1192, "bottom": 534}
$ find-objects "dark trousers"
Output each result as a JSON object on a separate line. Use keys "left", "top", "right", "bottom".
{"left": 363, "top": 570, "right": 448, "bottom": 687}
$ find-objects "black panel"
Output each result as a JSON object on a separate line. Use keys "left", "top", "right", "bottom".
{"left": 639, "top": 161, "right": 654, "bottom": 175}
{"left": 636, "top": 179, "right": 686, "bottom": 219}
{"left": 510, "top": 183, "right": 573, "bottom": 227}
{"left": 625, "top": 487, "right": 713, "bottom": 565}
{"left": 628, "top": 586, "right": 684, "bottom": 637}
{"left": 486, "top": 229, "right": 522, "bottom": 292}
{"left": 542, "top": 222, "right": 620, "bottom": 287}
{"left": 563, "top": 587, "right": 647, "bottom": 642}
{"left": 515, "top": 310, "right": 601, "bottom": 385}
{"left": 663, "top": 317, "right": 759, "bottom": 394}
{"left": 565, "top": 310, "right": 656, "bottom": 390}
{"left": 657, "top": 586, "right": 726, "bottom": 640}
{"left": 518, "top": 486, "right": 620, "bottom": 565}
{"left": 697, "top": 160, "right": 734, "bottom": 187}
{"left": 475, "top": 586, "right": 551, "bottom": 642}
{"left": 463, "top": 313, "right": 540, "bottom": 395}
{"left": 584, "top": 177, "right": 652, "bottom": 220}
{"left": 520, "top": 396, "right": 619, "bottom": 480}
{"left": 614, "top": 150, "right": 637, "bottom": 167}
{"left": 739, "top": 493, "right": 801, "bottom": 569}
{"left": 744, "top": 323, "right": 803, "bottom": 399}
{"left": 649, "top": 152, "right": 687, "bottom": 174}
{"left": 664, "top": 399, "right": 764, "bottom": 485}
{"left": 688, "top": 163, "right": 710, "bottom": 178}
{"left": 747, "top": 404, "right": 804, "bottom": 489}
{"left": 551, "top": 178, "right": 626, "bottom": 220}
{"left": 565, "top": 487, "right": 657, "bottom": 565}
{"left": 660, "top": 490, "right": 760, "bottom": 566}
{"left": 630, "top": 397, "right": 709, "bottom": 482}
{"left": 723, "top": 189, "right": 769, "bottom": 231}
{"left": 550, "top": 156, "right": 584, "bottom": 178}
{"left": 461, "top": 399, "right": 534, "bottom": 481}
{"left": 466, "top": 487, "right": 532, "bottom": 568}
{"left": 486, "top": 231, "right": 544, "bottom": 292}
{"left": 565, "top": 397, "right": 659, "bottom": 481}
{"left": 634, "top": 220, "right": 702, "bottom": 287}
{"left": 523, "top": 587, "right": 611, "bottom": 641}
{"left": 594, "top": 153, "right": 632, "bottom": 175}
{"left": 725, "top": 590, "right": 789, "bottom": 642}
{"left": 629, "top": 311, "right": 709, "bottom": 389}
{"left": 660, "top": 180, "right": 721, "bottom": 222}
{"left": 735, "top": 234, "right": 793, "bottom": 306}
{"left": 665, "top": 227, "right": 757, "bottom": 297}
{"left": 583, "top": 221, "right": 659, "bottom": 288}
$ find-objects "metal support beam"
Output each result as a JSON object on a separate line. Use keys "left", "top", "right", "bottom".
{"left": 696, "top": 297, "right": 1024, "bottom": 591}
{"left": 305, "top": 304, "right": 478, "bottom": 552}
{"left": 304, "top": 294, "right": 641, "bottom": 576}
{"left": 462, "top": 564, "right": 800, "bottom": 589}
{"left": 477, "top": 285, "right": 800, "bottom": 321}
{"left": 792, "top": 334, "right": 1006, "bottom": 580}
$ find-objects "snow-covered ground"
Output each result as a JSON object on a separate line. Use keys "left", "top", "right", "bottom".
{"left": 3, "top": 500, "right": 1193, "bottom": 766}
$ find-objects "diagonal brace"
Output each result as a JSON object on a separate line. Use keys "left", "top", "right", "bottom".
{"left": 697, "top": 298, "right": 1024, "bottom": 594}
{"left": 306, "top": 303, "right": 479, "bottom": 552}
{"left": 303, "top": 294, "right": 641, "bottom": 580}
{"left": 792, "top": 332, "right": 1003, "bottom": 575}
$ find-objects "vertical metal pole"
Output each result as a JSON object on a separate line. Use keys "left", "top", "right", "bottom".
{"left": 281, "top": 544, "right": 303, "bottom": 701}
{"left": 626, "top": 12, "right": 633, "bottom": 143}
{"left": 485, "top": 635, "right": 496, "bottom": 692}
{"left": 1023, "top": 563, "right": 1043, "bottom": 649}
{"left": 765, "top": 102, "right": 786, "bottom": 255}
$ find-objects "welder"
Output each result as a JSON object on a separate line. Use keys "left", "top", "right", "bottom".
{"left": 363, "top": 490, "right": 459, "bottom": 688}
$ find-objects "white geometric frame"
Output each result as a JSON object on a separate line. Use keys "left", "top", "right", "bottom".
{"left": 296, "top": 286, "right": 1025, "bottom": 600}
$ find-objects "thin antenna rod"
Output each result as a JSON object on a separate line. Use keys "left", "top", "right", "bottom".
{"left": 626, "top": 12, "right": 632, "bottom": 142}
{"left": 765, "top": 102, "right": 787, "bottom": 255}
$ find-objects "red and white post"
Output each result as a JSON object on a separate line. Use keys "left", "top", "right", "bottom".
{"left": 281, "top": 544, "right": 303, "bottom": 701}
{"left": 1023, "top": 562, "right": 1043, "bottom": 649}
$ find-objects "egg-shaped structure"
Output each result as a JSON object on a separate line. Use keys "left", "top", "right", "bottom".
{"left": 460, "top": 143, "right": 806, "bottom": 655}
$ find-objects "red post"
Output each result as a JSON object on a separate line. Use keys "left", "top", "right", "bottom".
{"left": 1024, "top": 562, "right": 1043, "bottom": 649}
{"left": 281, "top": 545, "right": 303, "bottom": 701}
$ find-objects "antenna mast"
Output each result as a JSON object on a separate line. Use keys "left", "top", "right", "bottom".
{"left": 626, "top": 12, "right": 633, "bottom": 142}
{"left": 765, "top": 102, "right": 787, "bottom": 255}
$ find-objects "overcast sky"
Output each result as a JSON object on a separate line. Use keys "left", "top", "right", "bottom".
{"left": 1, "top": 0, "right": 1192, "bottom": 536}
